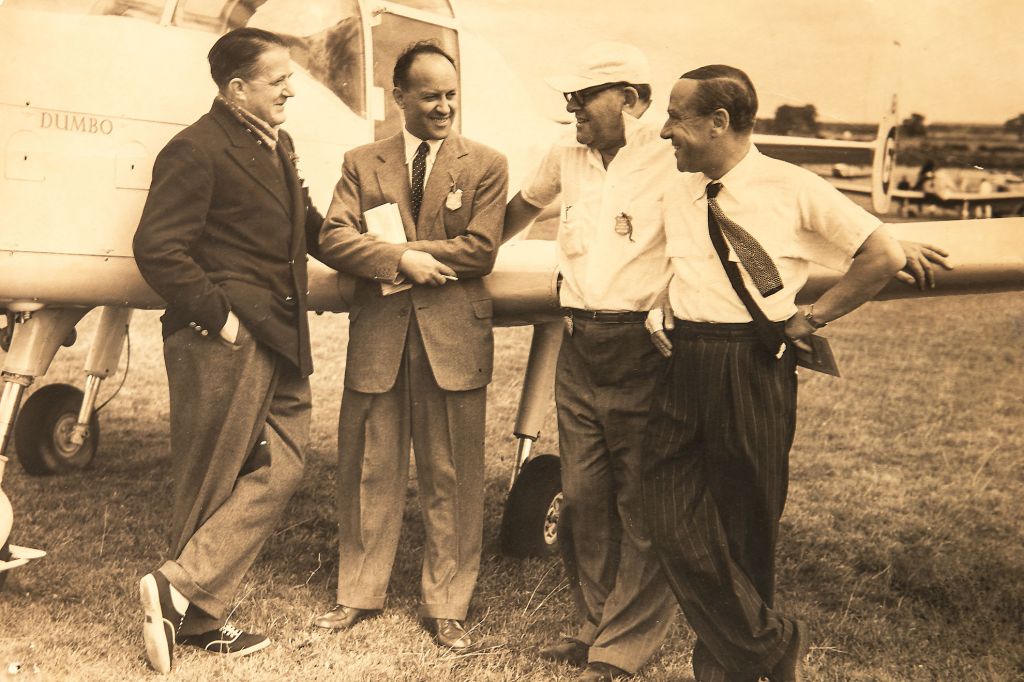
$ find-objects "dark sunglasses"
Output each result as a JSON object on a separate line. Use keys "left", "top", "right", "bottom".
{"left": 563, "top": 81, "right": 628, "bottom": 108}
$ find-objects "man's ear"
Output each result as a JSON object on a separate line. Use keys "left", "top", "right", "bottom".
{"left": 709, "top": 108, "right": 731, "bottom": 137}
{"left": 622, "top": 86, "right": 639, "bottom": 108}
{"left": 225, "top": 78, "right": 246, "bottom": 104}
{"left": 392, "top": 87, "right": 406, "bottom": 110}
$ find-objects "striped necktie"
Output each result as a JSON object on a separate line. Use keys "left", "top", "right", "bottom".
{"left": 706, "top": 182, "right": 783, "bottom": 297}
{"left": 411, "top": 141, "right": 429, "bottom": 222}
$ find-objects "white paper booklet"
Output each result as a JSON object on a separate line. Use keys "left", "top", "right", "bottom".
{"left": 363, "top": 203, "right": 411, "bottom": 295}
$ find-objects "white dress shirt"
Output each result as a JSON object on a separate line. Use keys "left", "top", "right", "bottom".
{"left": 520, "top": 114, "right": 675, "bottom": 312}
{"left": 402, "top": 128, "right": 444, "bottom": 186}
{"left": 664, "top": 145, "right": 881, "bottom": 323}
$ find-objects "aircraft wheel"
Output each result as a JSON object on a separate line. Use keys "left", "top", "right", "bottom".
{"left": 14, "top": 384, "right": 99, "bottom": 475}
{"left": 500, "top": 454, "right": 563, "bottom": 558}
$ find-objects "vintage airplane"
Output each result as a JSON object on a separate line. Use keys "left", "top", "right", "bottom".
{"left": 1, "top": 0, "right": 1022, "bottom": 585}
{"left": 887, "top": 187, "right": 1024, "bottom": 219}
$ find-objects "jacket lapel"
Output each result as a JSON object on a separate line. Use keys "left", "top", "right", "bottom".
{"left": 277, "top": 135, "right": 305, "bottom": 259}
{"left": 417, "top": 135, "right": 467, "bottom": 240}
{"left": 373, "top": 134, "right": 417, "bottom": 242}
{"left": 213, "top": 105, "right": 292, "bottom": 216}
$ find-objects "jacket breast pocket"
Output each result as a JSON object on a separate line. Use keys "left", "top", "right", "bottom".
{"left": 471, "top": 298, "right": 493, "bottom": 319}
{"left": 443, "top": 189, "right": 476, "bottom": 237}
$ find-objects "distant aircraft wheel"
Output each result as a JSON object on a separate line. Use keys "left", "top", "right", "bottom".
{"left": 14, "top": 384, "right": 99, "bottom": 475}
{"left": 500, "top": 454, "right": 563, "bottom": 558}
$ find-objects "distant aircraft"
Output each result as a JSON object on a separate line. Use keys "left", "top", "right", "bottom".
{"left": 889, "top": 187, "right": 1024, "bottom": 219}
{"left": 0, "top": 0, "right": 1022, "bottom": 582}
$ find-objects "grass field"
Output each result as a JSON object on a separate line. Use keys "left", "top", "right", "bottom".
{"left": 0, "top": 290, "right": 1022, "bottom": 681}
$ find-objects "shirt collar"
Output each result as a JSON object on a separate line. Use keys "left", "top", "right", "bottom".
{"left": 216, "top": 94, "right": 279, "bottom": 152}
{"left": 688, "top": 143, "right": 762, "bottom": 203}
{"left": 402, "top": 128, "right": 445, "bottom": 164}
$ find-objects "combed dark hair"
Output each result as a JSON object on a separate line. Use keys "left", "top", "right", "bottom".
{"left": 208, "top": 28, "right": 286, "bottom": 89}
{"left": 632, "top": 83, "right": 652, "bottom": 104}
{"left": 392, "top": 40, "right": 456, "bottom": 90}
{"left": 680, "top": 64, "right": 758, "bottom": 133}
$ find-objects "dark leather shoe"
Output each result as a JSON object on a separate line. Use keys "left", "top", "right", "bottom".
{"left": 425, "top": 618, "right": 475, "bottom": 652}
{"left": 539, "top": 637, "right": 589, "bottom": 667}
{"left": 769, "top": 619, "right": 809, "bottom": 682}
{"left": 313, "top": 604, "right": 380, "bottom": 630}
{"left": 578, "top": 662, "right": 631, "bottom": 681}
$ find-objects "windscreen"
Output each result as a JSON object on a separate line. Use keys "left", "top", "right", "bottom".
{"left": 2, "top": 0, "right": 366, "bottom": 117}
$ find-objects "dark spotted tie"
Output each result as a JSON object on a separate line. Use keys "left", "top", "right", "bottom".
{"left": 706, "top": 181, "right": 783, "bottom": 297}
{"left": 411, "top": 141, "right": 429, "bottom": 222}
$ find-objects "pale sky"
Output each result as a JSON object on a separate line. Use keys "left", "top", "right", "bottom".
{"left": 459, "top": 0, "right": 1021, "bottom": 125}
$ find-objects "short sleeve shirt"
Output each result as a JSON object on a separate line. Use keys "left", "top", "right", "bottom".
{"left": 664, "top": 145, "right": 882, "bottom": 323}
{"left": 520, "top": 114, "right": 675, "bottom": 311}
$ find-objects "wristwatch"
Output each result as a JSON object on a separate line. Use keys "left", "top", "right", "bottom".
{"left": 803, "top": 304, "right": 827, "bottom": 329}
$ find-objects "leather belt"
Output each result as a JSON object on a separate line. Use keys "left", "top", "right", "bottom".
{"left": 564, "top": 307, "right": 648, "bottom": 323}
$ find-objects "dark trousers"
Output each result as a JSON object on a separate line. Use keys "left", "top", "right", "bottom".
{"left": 160, "top": 325, "right": 310, "bottom": 635}
{"left": 641, "top": 321, "right": 798, "bottom": 681}
{"left": 335, "top": 319, "right": 486, "bottom": 620}
{"left": 556, "top": 317, "right": 677, "bottom": 673}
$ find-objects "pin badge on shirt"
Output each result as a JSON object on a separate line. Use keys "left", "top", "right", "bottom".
{"left": 614, "top": 212, "right": 634, "bottom": 242}
{"left": 446, "top": 174, "right": 463, "bottom": 210}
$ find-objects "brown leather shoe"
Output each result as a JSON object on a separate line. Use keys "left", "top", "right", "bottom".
{"left": 425, "top": 618, "right": 475, "bottom": 652}
{"left": 539, "top": 637, "right": 589, "bottom": 667}
{"left": 577, "top": 662, "right": 631, "bottom": 681}
{"left": 769, "top": 620, "right": 809, "bottom": 682}
{"left": 313, "top": 604, "right": 381, "bottom": 630}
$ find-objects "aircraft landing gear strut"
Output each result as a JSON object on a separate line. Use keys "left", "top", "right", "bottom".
{"left": 499, "top": 321, "right": 565, "bottom": 558}
{"left": 6, "top": 306, "right": 130, "bottom": 474}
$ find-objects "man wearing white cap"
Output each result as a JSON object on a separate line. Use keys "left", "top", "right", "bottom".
{"left": 504, "top": 41, "right": 677, "bottom": 681}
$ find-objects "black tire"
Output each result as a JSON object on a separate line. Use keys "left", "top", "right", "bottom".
{"left": 14, "top": 384, "right": 99, "bottom": 475}
{"left": 499, "top": 454, "right": 563, "bottom": 558}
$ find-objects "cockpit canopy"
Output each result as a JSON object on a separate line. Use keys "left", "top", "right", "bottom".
{"left": 6, "top": 0, "right": 459, "bottom": 139}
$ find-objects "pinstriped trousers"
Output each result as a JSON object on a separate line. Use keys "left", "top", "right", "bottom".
{"left": 641, "top": 320, "right": 799, "bottom": 681}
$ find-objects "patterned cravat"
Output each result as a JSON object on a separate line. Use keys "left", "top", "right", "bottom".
{"left": 706, "top": 182, "right": 783, "bottom": 297}
{"left": 411, "top": 141, "right": 429, "bottom": 222}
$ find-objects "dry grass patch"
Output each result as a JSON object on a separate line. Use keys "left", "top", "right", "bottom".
{"left": 1, "top": 293, "right": 1022, "bottom": 680}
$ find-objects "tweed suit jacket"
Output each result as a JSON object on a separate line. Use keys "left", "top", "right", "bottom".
{"left": 318, "top": 132, "right": 509, "bottom": 393}
{"left": 133, "top": 100, "right": 323, "bottom": 376}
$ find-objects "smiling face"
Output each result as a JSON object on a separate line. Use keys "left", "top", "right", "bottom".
{"left": 660, "top": 79, "right": 716, "bottom": 174}
{"left": 394, "top": 53, "right": 458, "bottom": 141}
{"left": 565, "top": 83, "right": 627, "bottom": 153}
{"left": 232, "top": 45, "right": 293, "bottom": 126}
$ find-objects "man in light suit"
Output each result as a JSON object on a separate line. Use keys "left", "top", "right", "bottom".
{"left": 132, "top": 28, "right": 323, "bottom": 673}
{"left": 314, "top": 41, "right": 508, "bottom": 651}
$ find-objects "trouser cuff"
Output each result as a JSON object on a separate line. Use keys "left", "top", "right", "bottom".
{"left": 589, "top": 645, "right": 642, "bottom": 675}
{"left": 336, "top": 592, "right": 387, "bottom": 611}
{"left": 575, "top": 621, "right": 598, "bottom": 646}
{"left": 417, "top": 602, "right": 470, "bottom": 620}
{"left": 159, "top": 560, "right": 225, "bottom": 635}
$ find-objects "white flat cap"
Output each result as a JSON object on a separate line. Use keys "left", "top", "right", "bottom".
{"left": 544, "top": 41, "right": 652, "bottom": 93}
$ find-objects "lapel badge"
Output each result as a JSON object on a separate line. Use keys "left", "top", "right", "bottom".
{"left": 446, "top": 188, "right": 463, "bottom": 211}
{"left": 614, "top": 212, "right": 635, "bottom": 241}
{"left": 446, "top": 172, "right": 463, "bottom": 210}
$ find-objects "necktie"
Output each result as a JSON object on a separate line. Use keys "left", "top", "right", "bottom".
{"left": 706, "top": 181, "right": 787, "bottom": 359}
{"left": 411, "top": 141, "right": 429, "bottom": 222}
{"left": 706, "top": 182, "right": 783, "bottom": 297}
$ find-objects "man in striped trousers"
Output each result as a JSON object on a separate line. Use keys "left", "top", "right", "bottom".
{"left": 642, "top": 65, "right": 905, "bottom": 682}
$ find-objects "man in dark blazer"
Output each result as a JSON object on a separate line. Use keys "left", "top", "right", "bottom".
{"left": 132, "top": 28, "right": 323, "bottom": 674}
{"left": 313, "top": 41, "right": 508, "bottom": 651}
